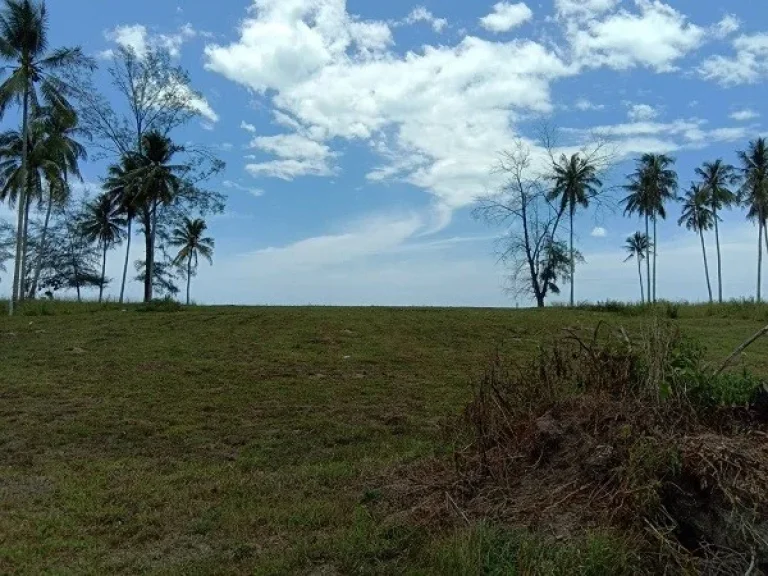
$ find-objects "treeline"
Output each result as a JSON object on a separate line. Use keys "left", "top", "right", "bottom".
{"left": 0, "top": 0, "right": 224, "bottom": 315}
{"left": 477, "top": 137, "right": 768, "bottom": 307}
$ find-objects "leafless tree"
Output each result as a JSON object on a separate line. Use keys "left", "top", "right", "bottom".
{"left": 474, "top": 130, "right": 615, "bottom": 307}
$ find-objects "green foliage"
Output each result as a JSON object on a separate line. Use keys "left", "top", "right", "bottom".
{"left": 432, "top": 524, "right": 637, "bottom": 576}
{"left": 135, "top": 297, "right": 183, "bottom": 313}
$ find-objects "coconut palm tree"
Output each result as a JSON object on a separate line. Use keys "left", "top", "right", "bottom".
{"left": 622, "top": 154, "right": 677, "bottom": 303}
{"left": 104, "top": 154, "right": 142, "bottom": 303}
{"left": 0, "top": 0, "right": 93, "bottom": 314}
{"left": 695, "top": 160, "right": 739, "bottom": 303}
{"left": 623, "top": 232, "right": 650, "bottom": 304}
{"left": 547, "top": 153, "right": 602, "bottom": 306}
{"left": 80, "top": 193, "right": 125, "bottom": 302}
{"left": 127, "top": 131, "right": 184, "bottom": 302}
{"left": 738, "top": 138, "right": 768, "bottom": 302}
{"left": 27, "top": 107, "right": 86, "bottom": 298}
{"left": 678, "top": 184, "right": 715, "bottom": 303}
{"left": 169, "top": 217, "right": 213, "bottom": 305}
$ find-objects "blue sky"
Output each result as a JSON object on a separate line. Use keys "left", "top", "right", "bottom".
{"left": 2, "top": 0, "right": 768, "bottom": 305}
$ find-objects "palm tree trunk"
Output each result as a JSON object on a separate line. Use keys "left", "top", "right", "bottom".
{"left": 119, "top": 217, "right": 132, "bottom": 304}
{"left": 29, "top": 186, "right": 54, "bottom": 299}
{"left": 569, "top": 205, "right": 575, "bottom": 307}
{"left": 652, "top": 214, "right": 658, "bottom": 303}
{"left": 186, "top": 254, "right": 192, "bottom": 306}
{"left": 700, "top": 228, "right": 713, "bottom": 304}
{"left": 758, "top": 222, "right": 763, "bottom": 304}
{"left": 20, "top": 191, "right": 33, "bottom": 300}
{"left": 637, "top": 257, "right": 644, "bottom": 304}
{"left": 645, "top": 215, "right": 651, "bottom": 304}
{"left": 714, "top": 205, "right": 723, "bottom": 303}
{"left": 99, "top": 242, "right": 108, "bottom": 303}
{"left": 9, "top": 82, "right": 30, "bottom": 316}
{"left": 146, "top": 200, "right": 158, "bottom": 302}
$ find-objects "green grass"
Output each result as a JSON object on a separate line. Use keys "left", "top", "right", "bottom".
{"left": 2, "top": 303, "right": 768, "bottom": 573}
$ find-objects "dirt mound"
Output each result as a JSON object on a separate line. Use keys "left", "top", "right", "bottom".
{"left": 390, "top": 323, "right": 768, "bottom": 574}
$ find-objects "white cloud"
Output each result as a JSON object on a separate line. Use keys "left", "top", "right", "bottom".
{"left": 105, "top": 24, "right": 149, "bottom": 58}
{"left": 223, "top": 180, "right": 265, "bottom": 197}
{"left": 626, "top": 103, "right": 658, "bottom": 122}
{"left": 480, "top": 2, "right": 533, "bottom": 33}
{"left": 591, "top": 227, "right": 607, "bottom": 238}
{"left": 568, "top": 117, "right": 750, "bottom": 158}
{"left": 205, "top": 0, "right": 572, "bottom": 214}
{"left": 574, "top": 98, "right": 604, "bottom": 111}
{"left": 730, "top": 109, "right": 760, "bottom": 122}
{"left": 712, "top": 14, "right": 740, "bottom": 39}
{"left": 564, "top": 0, "right": 705, "bottom": 72}
{"left": 241, "top": 121, "right": 257, "bottom": 133}
{"left": 699, "top": 33, "right": 768, "bottom": 86}
{"left": 555, "top": 0, "right": 617, "bottom": 20}
{"left": 405, "top": 7, "right": 448, "bottom": 33}
{"left": 247, "top": 133, "right": 336, "bottom": 180}
{"left": 104, "top": 23, "right": 196, "bottom": 59}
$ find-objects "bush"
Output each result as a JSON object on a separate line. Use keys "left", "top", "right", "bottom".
{"left": 135, "top": 297, "right": 183, "bottom": 313}
{"left": 410, "top": 322, "right": 768, "bottom": 574}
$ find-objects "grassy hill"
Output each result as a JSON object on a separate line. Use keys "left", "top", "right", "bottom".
{"left": 2, "top": 302, "right": 768, "bottom": 574}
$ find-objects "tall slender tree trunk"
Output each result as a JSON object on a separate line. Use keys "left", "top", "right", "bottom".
{"left": 99, "top": 242, "right": 108, "bottom": 303}
{"left": 637, "top": 258, "right": 644, "bottom": 304}
{"left": 645, "top": 215, "right": 651, "bottom": 304}
{"left": 758, "top": 222, "right": 763, "bottom": 304}
{"left": 146, "top": 200, "right": 158, "bottom": 302}
{"left": 29, "top": 186, "right": 54, "bottom": 298}
{"left": 20, "top": 191, "right": 33, "bottom": 300}
{"left": 119, "top": 217, "right": 132, "bottom": 304}
{"left": 714, "top": 204, "right": 723, "bottom": 303}
{"left": 10, "top": 82, "right": 30, "bottom": 316}
{"left": 186, "top": 254, "right": 192, "bottom": 306}
{"left": 700, "top": 228, "right": 713, "bottom": 304}
{"left": 569, "top": 205, "right": 575, "bottom": 307}
{"left": 652, "top": 215, "right": 658, "bottom": 303}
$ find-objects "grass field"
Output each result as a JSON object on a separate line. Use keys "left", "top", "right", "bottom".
{"left": 2, "top": 302, "right": 768, "bottom": 574}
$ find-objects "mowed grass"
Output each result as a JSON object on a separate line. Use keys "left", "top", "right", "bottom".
{"left": 2, "top": 302, "right": 768, "bottom": 574}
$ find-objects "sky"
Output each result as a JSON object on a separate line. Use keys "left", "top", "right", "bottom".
{"left": 1, "top": 0, "right": 768, "bottom": 306}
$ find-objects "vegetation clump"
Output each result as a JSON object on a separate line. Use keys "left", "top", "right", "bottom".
{"left": 395, "top": 322, "right": 768, "bottom": 574}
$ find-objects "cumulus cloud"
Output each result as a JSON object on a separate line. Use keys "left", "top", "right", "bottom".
{"left": 479, "top": 2, "right": 533, "bottom": 33}
{"left": 574, "top": 98, "right": 604, "bottom": 111}
{"left": 627, "top": 103, "right": 658, "bottom": 122}
{"left": 103, "top": 22, "right": 196, "bottom": 59}
{"left": 729, "top": 109, "right": 760, "bottom": 122}
{"left": 205, "top": 0, "right": 572, "bottom": 213}
{"left": 247, "top": 133, "right": 336, "bottom": 180}
{"left": 563, "top": 0, "right": 705, "bottom": 72}
{"left": 241, "top": 121, "right": 257, "bottom": 133}
{"left": 712, "top": 14, "right": 740, "bottom": 39}
{"left": 404, "top": 6, "right": 448, "bottom": 33}
{"left": 699, "top": 33, "right": 768, "bottom": 86}
{"left": 591, "top": 227, "right": 607, "bottom": 238}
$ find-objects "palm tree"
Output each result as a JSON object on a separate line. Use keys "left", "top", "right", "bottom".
{"left": 547, "top": 153, "right": 602, "bottom": 306}
{"left": 0, "top": 0, "right": 93, "bottom": 315}
{"left": 622, "top": 154, "right": 677, "bottom": 303}
{"left": 80, "top": 193, "right": 125, "bottom": 302}
{"left": 28, "top": 107, "right": 85, "bottom": 298}
{"left": 738, "top": 138, "right": 768, "bottom": 302}
{"left": 169, "top": 217, "right": 213, "bottom": 305}
{"left": 678, "top": 184, "right": 715, "bottom": 303}
{"left": 127, "top": 131, "right": 184, "bottom": 302}
{"left": 104, "top": 154, "right": 142, "bottom": 303}
{"left": 623, "top": 232, "right": 650, "bottom": 304}
{"left": 695, "top": 160, "right": 739, "bottom": 303}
